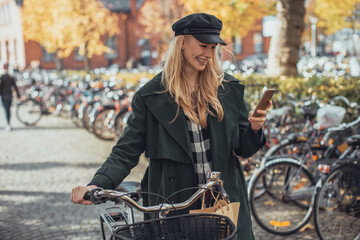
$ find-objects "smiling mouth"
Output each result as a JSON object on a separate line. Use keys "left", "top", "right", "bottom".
{"left": 196, "top": 57, "right": 207, "bottom": 65}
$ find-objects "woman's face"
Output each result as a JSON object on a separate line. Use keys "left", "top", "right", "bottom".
{"left": 181, "top": 36, "right": 217, "bottom": 73}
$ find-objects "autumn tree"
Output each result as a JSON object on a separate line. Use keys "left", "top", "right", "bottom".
{"left": 22, "top": 0, "right": 119, "bottom": 72}
{"left": 70, "top": 0, "right": 120, "bottom": 72}
{"left": 314, "top": 0, "right": 360, "bottom": 56}
{"left": 22, "top": 0, "right": 75, "bottom": 71}
{"left": 140, "top": 0, "right": 184, "bottom": 61}
{"left": 181, "top": 0, "right": 274, "bottom": 41}
{"left": 266, "top": 0, "right": 306, "bottom": 76}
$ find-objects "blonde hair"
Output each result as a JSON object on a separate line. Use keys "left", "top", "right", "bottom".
{"left": 161, "top": 35, "right": 224, "bottom": 128}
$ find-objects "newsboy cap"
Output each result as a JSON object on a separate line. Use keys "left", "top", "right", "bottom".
{"left": 172, "top": 13, "right": 227, "bottom": 45}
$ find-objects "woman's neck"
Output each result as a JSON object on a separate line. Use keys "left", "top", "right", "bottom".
{"left": 183, "top": 67, "right": 200, "bottom": 91}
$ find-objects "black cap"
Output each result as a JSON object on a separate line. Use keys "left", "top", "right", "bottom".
{"left": 172, "top": 13, "right": 227, "bottom": 45}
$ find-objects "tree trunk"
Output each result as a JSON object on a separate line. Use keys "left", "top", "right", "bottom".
{"left": 266, "top": 0, "right": 306, "bottom": 77}
{"left": 84, "top": 44, "right": 91, "bottom": 73}
{"left": 55, "top": 52, "right": 63, "bottom": 73}
{"left": 84, "top": 55, "right": 91, "bottom": 73}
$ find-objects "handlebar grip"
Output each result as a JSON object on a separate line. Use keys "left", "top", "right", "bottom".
{"left": 82, "top": 187, "right": 104, "bottom": 204}
{"left": 83, "top": 192, "right": 91, "bottom": 201}
{"left": 90, "top": 187, "right": 106, "bottom": 204}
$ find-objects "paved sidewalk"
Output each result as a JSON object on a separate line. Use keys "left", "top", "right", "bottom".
{"left": 0, "top": 104, "right": 318, "bottom": 239}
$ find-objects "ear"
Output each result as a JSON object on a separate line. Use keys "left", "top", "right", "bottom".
{"left": 181, "top": 39, "right": 185, "bottom": 50}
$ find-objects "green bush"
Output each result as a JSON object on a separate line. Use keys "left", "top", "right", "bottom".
{"left": 234, "top": 74, "right": 360, "bottom": 107}
{"left": 68, "top": 70, "right": 359, "bottom": 113}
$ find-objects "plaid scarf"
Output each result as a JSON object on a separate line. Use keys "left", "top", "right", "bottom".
{"left": 186, "top": 119, "right": 212, "bottom": 187}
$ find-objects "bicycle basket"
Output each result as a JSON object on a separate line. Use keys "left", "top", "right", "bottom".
{"left": 113, "top": 213, "right": 237, "bottom": 240}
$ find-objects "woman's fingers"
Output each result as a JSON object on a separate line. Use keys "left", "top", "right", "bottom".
{"left": 71, "top": 185, "right": 98, "bottom": 205}
{"left": 71, "top": 186, "right": 90, "bottom": 205}
{"left": 248, "top": 109, "right": 268, "bottom": 132}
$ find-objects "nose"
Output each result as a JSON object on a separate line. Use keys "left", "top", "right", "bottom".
{"left": 204, "top": 48, "right": 212, "bottom": 58}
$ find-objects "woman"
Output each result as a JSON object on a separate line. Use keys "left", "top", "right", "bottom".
{"left": 71, "top": 13, "right": 270, "bottom": 240}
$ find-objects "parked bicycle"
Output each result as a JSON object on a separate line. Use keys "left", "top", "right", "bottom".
{"left": 16, "top": 83, "right": 72, "bottom": 126}
{"left": 312, "top": 134, "right": 360, "bottom": 240}
{"left": 247, "top": 116, "right": 360, "bottom": 236}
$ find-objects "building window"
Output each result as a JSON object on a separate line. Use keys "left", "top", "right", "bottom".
{"left": 106, "top": 36, "right": 118, "bottom": 59}
{"left": 74, "top": 48, "right": 85, "bottom": 61}
{"left": 253, "top": 33, "right": 263, "bottom": 53}
{"left": 138, "top": 38, "right": 150, "bottom": 66}
{"left": 0, "top": 5, "right": 8, "bottom": 26}
{"left": 0, "top": 7, "right": 4, "bottom": 25}
{"left": 42, "top": 47, "right": 55, "bottom": 62}
{"left": 6, "top": 3, "right": 11, "bottom": 25}
{"left": 233, "top": 36, "right": 242, "bottom": 54}
{"left": 2, "top": 4, "right": 11, "bottom": 25}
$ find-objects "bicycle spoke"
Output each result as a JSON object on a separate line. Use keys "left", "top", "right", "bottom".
{"left": 314, "top": 166, "right": 360, "bottom": 240}
{"left": 249, "top": 160, "right": 314, "bottom": 235}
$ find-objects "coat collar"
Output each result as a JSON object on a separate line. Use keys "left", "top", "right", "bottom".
{"left": 139, "top": 73, "right": 245, "bottom": 163}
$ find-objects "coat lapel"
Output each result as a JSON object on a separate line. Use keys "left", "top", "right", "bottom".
{"left": 209, "top": 81, "right": 246, "bottom": 169}
{"left": 144, "top": 93, "right": 193, "bottom": 162}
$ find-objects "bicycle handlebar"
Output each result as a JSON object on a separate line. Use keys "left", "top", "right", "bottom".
{"left": 84, "top": 171, "right": 229, "bottom": 218}
{"left": 323, "top": 116, "right": 360, "bottom": 141}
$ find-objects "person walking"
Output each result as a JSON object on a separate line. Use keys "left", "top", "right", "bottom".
{"left": 0, "top": 64, "right": 21, "bottom": 131}
{"left": 71, "top": 13, "right": 271, "bottom": 240}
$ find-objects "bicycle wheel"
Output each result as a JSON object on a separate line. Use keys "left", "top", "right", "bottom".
{"left": 249, "top": 159, "right": 315, "bottom": 235}
{"left": 313, "top": 164, "right": 360, "bottom": 240}
{"left": 93, "top": 107, "right": 117, "bottom": 140}
{"left": 16, "top": 99, "right": 42, "bottom": 126}
{"left": 82, "top": 101, "right": 99, "bottom": 132}
{"left": 249, "top": 155, "right": 290, "bottom": 200}
{"left": 114, "top": 109, "right": 128, "bottom": 138}
{"left": 70, "top": 100, "right": 83, "bottom": 128}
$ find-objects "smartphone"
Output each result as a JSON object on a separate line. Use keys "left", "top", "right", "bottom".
{"left": 251, "top": 89, "right": 276, "bottom": 117}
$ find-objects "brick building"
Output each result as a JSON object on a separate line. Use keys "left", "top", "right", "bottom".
{"left": 0, "top": 0, "right": 270, "bottom": 72}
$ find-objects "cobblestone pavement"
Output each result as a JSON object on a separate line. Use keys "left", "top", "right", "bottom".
{"left": 0, "top": 103, "right": 319, "bottom": 239}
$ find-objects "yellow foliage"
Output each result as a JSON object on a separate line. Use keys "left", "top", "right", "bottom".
{"left": 22, "top": 0, "right": 120, "bottom": 59}
{"left": 140, "top": 0, "right": 184, "bottom": 59}
{"left": 180, "top": 0, "right": 275, "bottom": 41}
{"left": 22, "top": 0, "right": 75, "bottom": 56}
{"left": 314, "top": 0, "right": 360, "bottom": 35}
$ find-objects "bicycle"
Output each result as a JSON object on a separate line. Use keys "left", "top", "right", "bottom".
{"left": 84, "top": 171, "right": 237, "bottom": 240}
{"left": 312, "top": 134, "right": 360, "bottom": 240}
{"left": 16, "top": 83, "right": 72, "bottom": 126}
{"left": 247, "top": 117, "right": 360, "bottom": 235}
{"left": 92, "top": 94, "right": 131, "bottom": 141}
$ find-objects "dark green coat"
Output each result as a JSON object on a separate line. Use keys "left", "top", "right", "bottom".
{"left": 90, "top": 72, "right": 265, "bottom": 240}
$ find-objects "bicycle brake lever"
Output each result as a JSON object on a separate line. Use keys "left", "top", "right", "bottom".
{"left": 89, "top": 187, "right": 107, "bottom": 204}
{"left": 214, "top": 184, "right": 230, "bottom": 203}
{"left": 83, "top": 192, "right": 91, "bottom": 201}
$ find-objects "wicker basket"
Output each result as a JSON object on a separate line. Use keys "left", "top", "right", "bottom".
{"left": 113, "top": 213, "right": 237, "bottom": 240}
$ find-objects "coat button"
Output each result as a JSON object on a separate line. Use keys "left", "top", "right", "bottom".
{"left": 168, "top": 176, "right": 175, "bottom": 183}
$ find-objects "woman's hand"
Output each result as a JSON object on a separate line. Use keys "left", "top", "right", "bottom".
{"left": 248, "top": 101, "right": 272, "bottom": 133}
{"left": 71, "top": 185, "right": 97, "bottom": 205}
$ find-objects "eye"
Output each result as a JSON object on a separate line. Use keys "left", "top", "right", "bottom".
{"left": 200, "top": 45, "right": 207, "bottom": 48}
